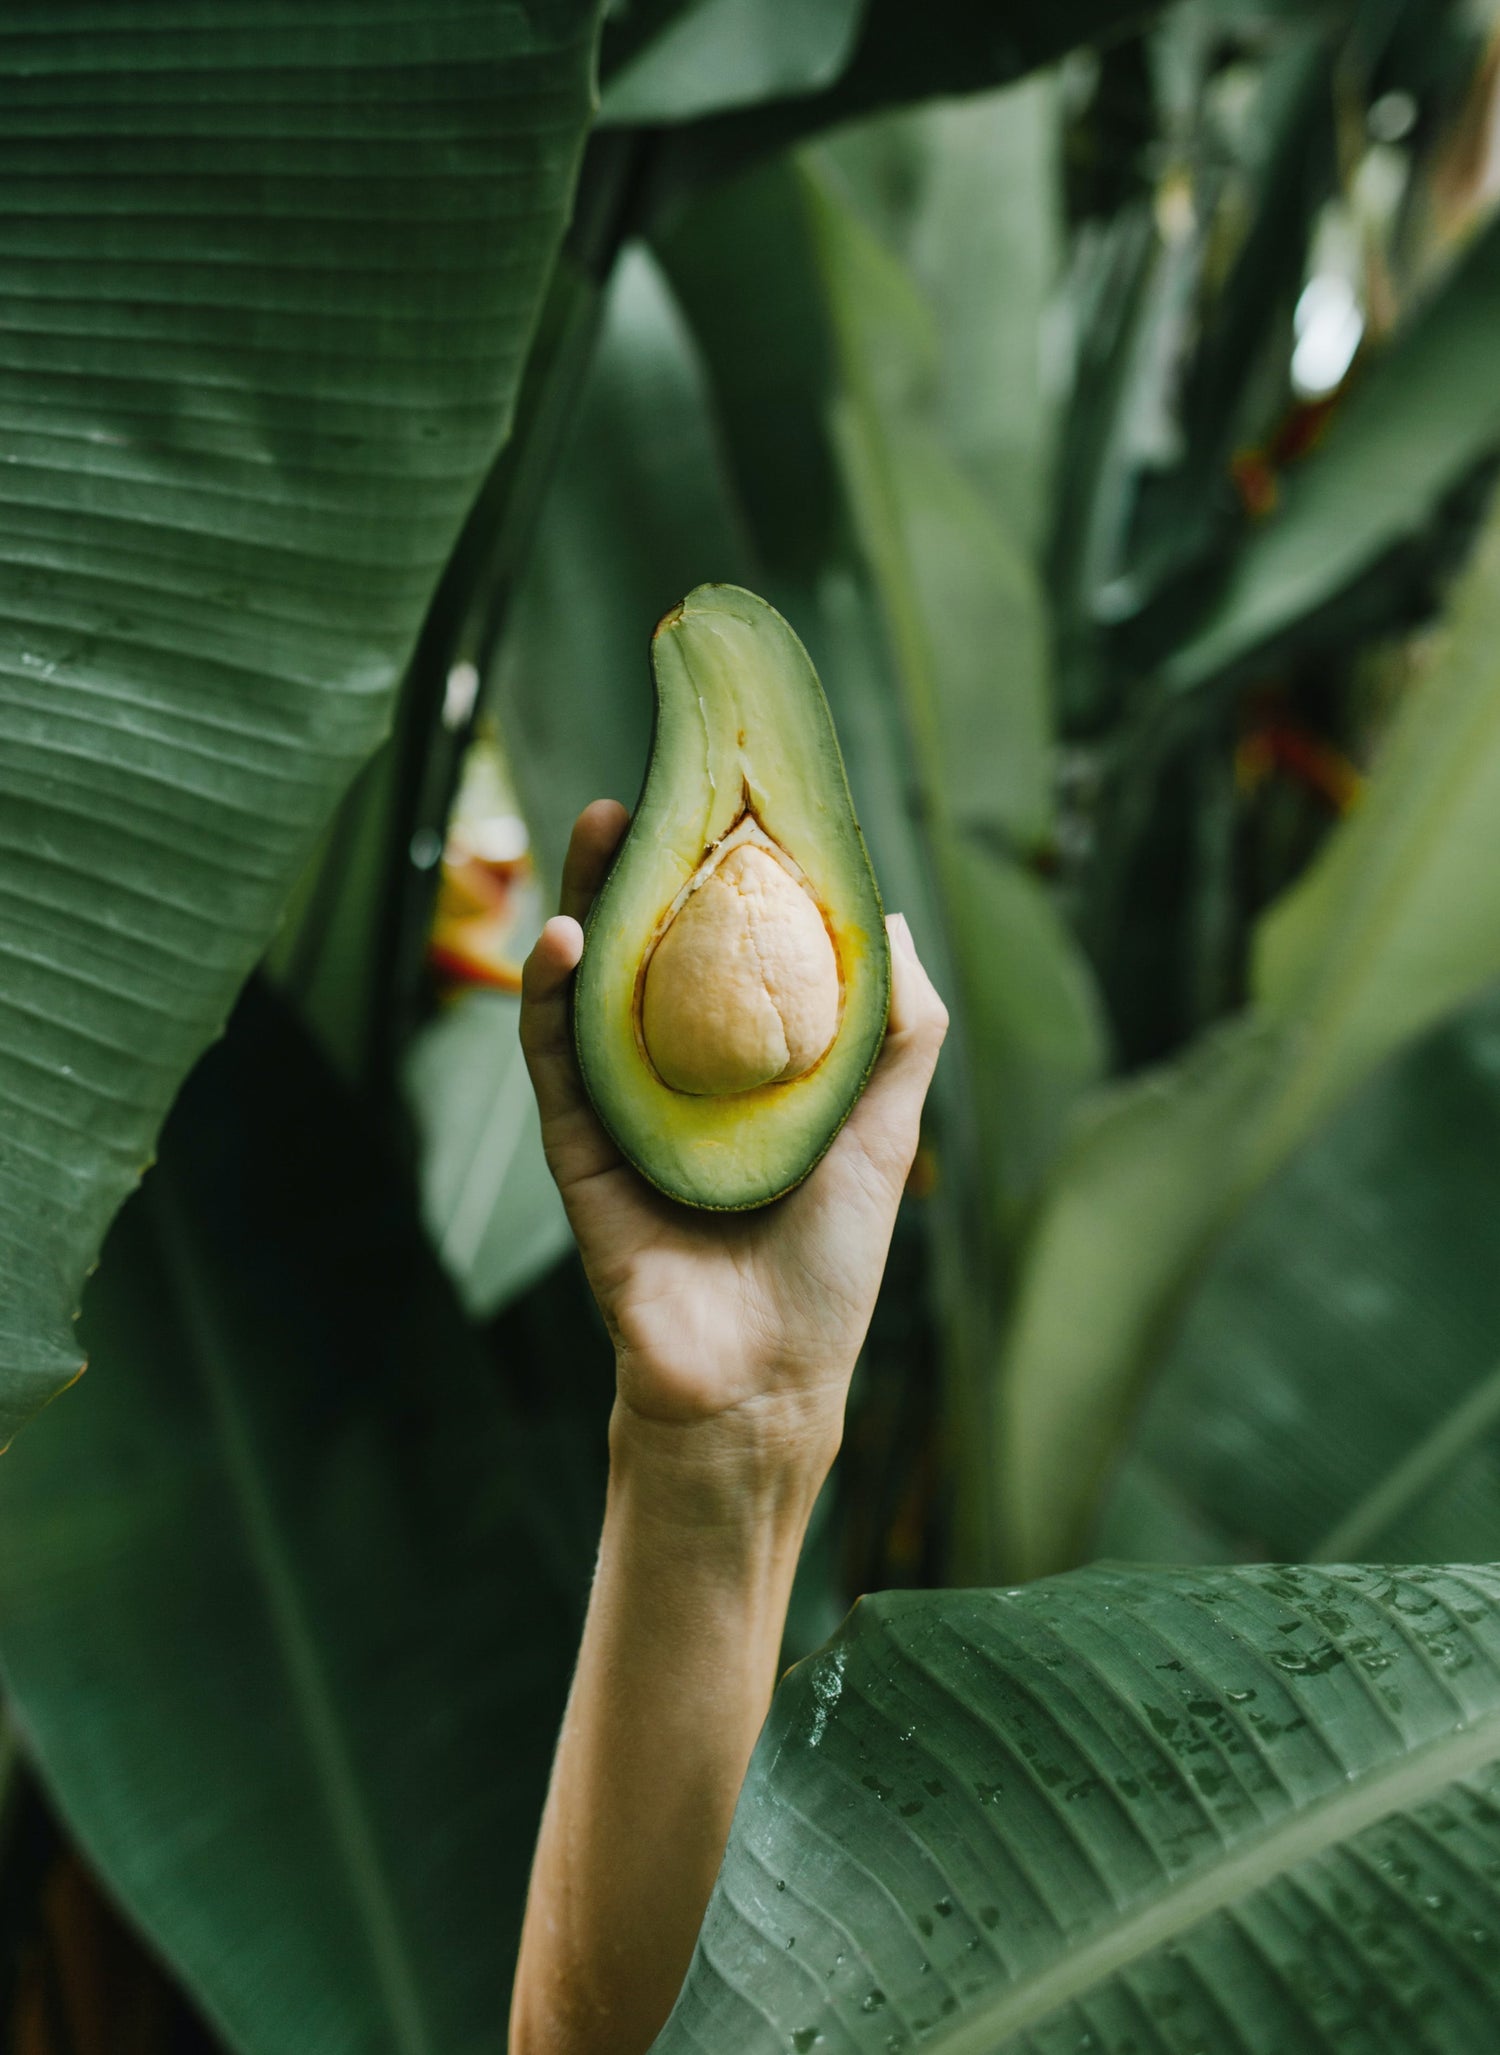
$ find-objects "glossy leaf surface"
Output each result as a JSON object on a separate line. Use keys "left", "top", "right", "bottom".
{"left": 0, "top": 1, "right": 601, "bottom": 1433}
{"left": 655, "top": 1564, "right": 1500, "bottom": 2054}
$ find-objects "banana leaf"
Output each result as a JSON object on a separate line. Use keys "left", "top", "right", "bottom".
{"left": 998, "top": 487, "right": 1500, "bottom": 1579}
{"left": 653, "top": 1562, "right": 1500, "bottom": 2053}
{"left": 488, "top": 243, "right": 754, "bottom": 893}
{"left": 1165, "top": 213, "right": 1500, "bottom": 693}
{"left": 1100, "top": 981, "right": 1500, "bottom": 1566}
{"left": 599, "top": 0, "right": 866, "bottom": 124}
{"left": 0, "top": 0, "right": 603, "bottom": 1436}
{"left": 644, "top": 0, "right": 1158, "bottom": 208}
{"left": 405, "top": 989, "right": 572, "bottom": 1323}
{"left": 0, "top": 990, "right": 584, "bottom": 2055}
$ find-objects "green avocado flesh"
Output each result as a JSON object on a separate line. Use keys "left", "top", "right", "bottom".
{"left": 573, "top": 584, "right": 890, "bottom": 1209}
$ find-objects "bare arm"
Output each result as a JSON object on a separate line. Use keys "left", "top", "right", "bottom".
{"left": 509, "top": 801, "right": 948, "bottom": 2055}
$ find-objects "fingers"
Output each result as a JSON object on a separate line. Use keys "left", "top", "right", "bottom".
{"left": 836, "top": 914, "right": 949, "bottom": 1197}
{"left": 522, "top": 793, "right": 630, "bottom": 1185}
{"left": 520, "top": 914, "right": 622, "bottom": 1190}
{"left": 560, "top": 799, "right": 629, "bottom": 924}
{"left": 519, "top": 915, "right": 586, "bottom": 1122}
{"left": 519, "top": 796, "right": 623, "bottom": 1144}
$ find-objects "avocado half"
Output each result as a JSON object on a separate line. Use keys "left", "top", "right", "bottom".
{"left": 573, "top": 584, "right": 890, "bottom": 1210}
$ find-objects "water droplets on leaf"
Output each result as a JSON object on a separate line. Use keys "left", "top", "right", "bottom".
{"left": 807, "top": 1648, "right": 846, "bottom": 1747}
{"left": 1269, "top": 1642, "right": 1345, "bottom": 1676}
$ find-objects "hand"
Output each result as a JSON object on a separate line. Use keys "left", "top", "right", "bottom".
{"left": 519, "top": 800, "right": 948, "bottom": 1495}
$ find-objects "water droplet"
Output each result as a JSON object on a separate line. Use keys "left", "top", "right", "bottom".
{"left": 792, "top": 2031, "right": 822, "bottom": 2051}
{"left": 861, "top": 1990, "right": 887, "bottom": 2013}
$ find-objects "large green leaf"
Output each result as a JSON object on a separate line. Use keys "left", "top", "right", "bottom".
{"left": 0, "top": 989, "right": 583, "bottom": 2055}
{"left": 805, "top": 160, "right": 1096, "bottom": 1062}
{"left": 1100, "top": 981, "right": 1500, "bottom": 1566}
{"left": 0, "top": 1, "right": 602, "bottom": 1435}
{"left": 404, "top": 989, "right": 572, "bottom": 1323}
{"left": 643, "top": 0, "right": 1156, "bottom": 206}
{"left": 1165, "top": 212, "right": 1500, "bottom": 693}
{"left": 599, "top": 0, "right": 866, "bottom": 124}
{"left": 820, "top": 77, "right": 1064, "bottom": 555}
{"left": 998, "top": 487, "right": 1500, "bottom": 1578}
{"left": 489, "top": 242, "right": 754, "bottom": 892}
{"left": 653, "top": 1563, "right": 1500, "bottom": 2053}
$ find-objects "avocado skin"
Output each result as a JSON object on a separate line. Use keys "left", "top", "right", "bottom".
{"left": 572, "top": 585, "right": 890, "bottom": 1210}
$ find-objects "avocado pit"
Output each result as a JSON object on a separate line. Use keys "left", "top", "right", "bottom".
{"left": 639, "top": 816, "right": 841, "bottom": 1097}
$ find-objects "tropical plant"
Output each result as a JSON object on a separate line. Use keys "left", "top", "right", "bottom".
{"left": 3, "top": 1, "right": 1500, "bottom": 2049}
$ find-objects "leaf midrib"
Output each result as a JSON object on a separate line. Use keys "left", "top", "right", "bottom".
{"left": 928, "top": 1698, "right": 1500, "bottom": 2054}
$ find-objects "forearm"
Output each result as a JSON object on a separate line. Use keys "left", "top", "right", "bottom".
{"left": 509, "top": 1394, "right": 839, "bottom": 2055}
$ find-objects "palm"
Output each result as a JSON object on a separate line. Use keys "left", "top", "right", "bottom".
{"left": 557, "top": 1139, "right": 893, "bottom": 1424}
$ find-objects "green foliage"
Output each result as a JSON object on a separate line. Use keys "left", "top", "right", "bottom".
{"left": 405, "top": 990, "right": 572, "bottom": 1322}
{"left": 999, "top": 487, "right": 1500, "bottom": 1579}
{"left": 0, "top": 992, "right": 582, "bottom": 2053}
{"left": 656, "top": 1564, "right": 1500, "bottom": 2052}
{"left": 1167, "top": 213, "right": 1500, "bottom": 692}
{"left": 1101, "top": 981, "right": 1500, "bottom": 1565}
{"left": 0, "top": 0, "right": 604, "bottom": 1435}
{"left": 4, "top": 0, "right": 1500, "bottom": 2047}
{"left": 598, "top": 0, "right": 866, "bottom": 124}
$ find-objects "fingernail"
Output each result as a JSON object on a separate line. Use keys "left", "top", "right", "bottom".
{"left": 891, "top": 913, "right": 917, "bottom": 959}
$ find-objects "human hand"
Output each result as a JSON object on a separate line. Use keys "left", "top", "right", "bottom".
{"left": 520, "top": 800, "right": 948, "bottom": 1508}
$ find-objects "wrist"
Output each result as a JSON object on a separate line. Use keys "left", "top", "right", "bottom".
{"left": 606, "top": 1390, "right": 840, "bottom": 1547}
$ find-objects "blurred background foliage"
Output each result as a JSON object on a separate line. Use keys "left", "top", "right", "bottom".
{"left": 4, "top": 0, "right": 1500, "bottom": 2046}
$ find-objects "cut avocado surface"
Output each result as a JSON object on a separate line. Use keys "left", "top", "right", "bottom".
{"left": 573, "top": 584, "right": 890, "bottom": 1209}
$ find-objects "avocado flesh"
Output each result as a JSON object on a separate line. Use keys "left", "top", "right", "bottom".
{"left": 573, "top": 584, "right": 890, "bottom": 1209}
